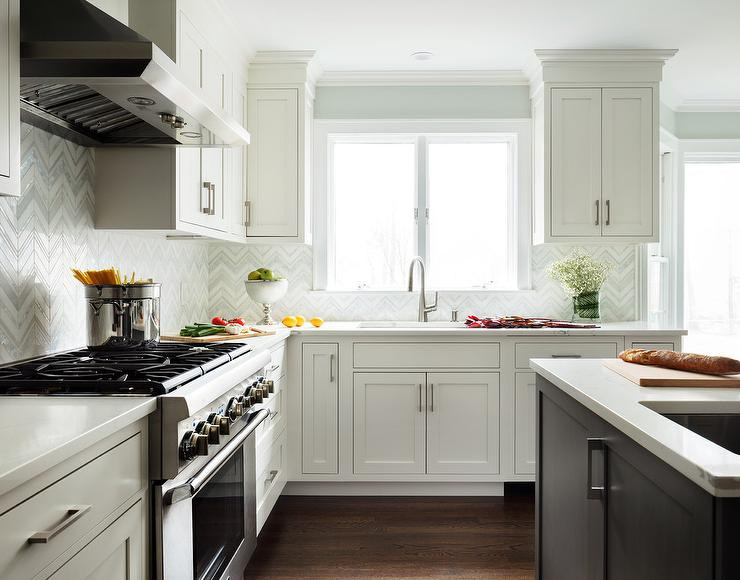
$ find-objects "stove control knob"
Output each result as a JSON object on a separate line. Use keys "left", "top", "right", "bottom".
{"left": 180, "top": 430, "right": 209, "bottom": 460}
{"left": 226, "top": 397, "right": 242, "bottom": 420}
{"left": 207, "top": 413, "right": 231, "bottom": 435}
{"left": 253, "top": 388, "right": 264, "bottom": 403}
{"left": 196, "top": 420, "right": 220, "bottom": 444}
{"left": 264, "top": 380, "right": 275, "bottom": 394}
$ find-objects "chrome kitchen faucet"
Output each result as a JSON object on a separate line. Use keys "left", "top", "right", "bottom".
{"left": 408, "top": 257, "right": 438, "bottom": 322}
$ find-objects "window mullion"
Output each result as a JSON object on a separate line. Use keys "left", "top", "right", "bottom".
{"left": 417, "top": 135, "right": 429, "bottom": 265}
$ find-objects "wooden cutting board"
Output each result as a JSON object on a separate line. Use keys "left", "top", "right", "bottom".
{"left": 161, "top": 328, "right": 276, "bottom": 343}
{"left": 603, "top": 358, "right": 740, "bottom": 387}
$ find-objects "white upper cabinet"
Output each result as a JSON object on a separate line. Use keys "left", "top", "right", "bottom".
{"left": 0, "top": 0, "right": 19, "bottom": 197}
{"left": 550, "top": 88, "right": 602, "bottom": 237}
{"left": 247, "top": 88, "right": 300, "bottom": 238}
{"left": 246, "top": 51, "right": 316, "bottom": 243}
{"left": 532, "top": 49, "right": 675, "bottom": 244}
{"left": 601, "top": 87, "right": 654, "bottom": 236}
{"left": 94, "top": 0, "right": 249, "bottom": 241}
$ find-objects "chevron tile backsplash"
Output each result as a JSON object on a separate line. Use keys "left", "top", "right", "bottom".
{"left": 209, "top": 243, "right": 639, "bottom": 324}
{"left": 0, "top": 124, "right": 640, "bottom": 365}
{"left": 0, "top": 124, "right": 209, "bottom": 364}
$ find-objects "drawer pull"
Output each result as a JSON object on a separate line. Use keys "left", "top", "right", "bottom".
{"left": 550, "top": 354, "right": 582, "bottom": 359}
{"left": 28, "top": 505, "right": 92, "bottom": 544}
{"left": 269, "top": 410, "right": 278, "bottom": 421}
{"left": 587, "top": 438, "right": 607, "bottom": 500}
{"left": 265, "top": 469, "right": 279, "bottom": 486}
{"left": 267, "top": 363, "right": 281, "bottom": 373}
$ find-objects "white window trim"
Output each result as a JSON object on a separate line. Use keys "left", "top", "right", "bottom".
{"left": 312, "top": 118, "right": 532, "bottom": 292}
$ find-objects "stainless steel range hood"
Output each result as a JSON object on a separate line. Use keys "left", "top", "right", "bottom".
{"left": 19, "top": 0, "right": 250, "bottom": 147}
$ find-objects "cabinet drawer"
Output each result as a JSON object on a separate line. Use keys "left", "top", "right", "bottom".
{"left": 267, "top": 344, "right": 286, "bottom": 379}
{"left": 0, "top": 433, "right": 144, "bottom": 580}
{"left": 256, "top": 428, "right": 286, "bottom": 533}
{"left": 631, "top": 342, "right": 675, "bottom": 351}
{"left": 255, "top": 375, "right": 284, "bottom": 446}
{"left": 353, "top": 342, "right": 500, "bottom": 369}
{"left": 515, "top": 342, "right": 618, "bottom": 369}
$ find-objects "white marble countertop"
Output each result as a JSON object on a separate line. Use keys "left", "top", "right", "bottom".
{"left": 288, "top": 320, "right": 686, "bottom": 337}
{"left": 530, "top": 358, "right": 740, "bottom": 497}
{"left": 0, "top": 396, "right": 157, "bottom": 497}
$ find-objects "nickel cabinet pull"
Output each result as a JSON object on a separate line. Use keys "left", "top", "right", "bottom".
{"left": 418, "top": 384, "right": 422, "bottom": 412}
{"left": 329, "top": 354, "right": 335, "bottom": 382}
{"left": 594, "top": 199, "right": 600, "bottom": 226}
{"left": 244, "top": 200, "right": 251, "bottom": 226}
{"left": 587, "top": 438, "right": 607, "bottom": 500}
{"left": 265, "top": 469, "right": 279, "bottom": 486}
{"left": 605, "top": 199, "right": 611, "bottom": 226}
{"left": 202, "top": 181, "right": 212, "bottom": 214}
{"left": 430, "top": 384, "right": 434, "bottom": 412}
{"left": 551, "top": 354, "right": 583, "bottom": 359}
{"left": 28, "top": 505, "right": 92, "bottom": 544}
{"left": 209, "top": 183, "right": 216, "bottom": 215}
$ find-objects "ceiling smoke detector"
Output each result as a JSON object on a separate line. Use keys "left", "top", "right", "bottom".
{"left": 410, "top": 50, "right": 434, "bottom": 61}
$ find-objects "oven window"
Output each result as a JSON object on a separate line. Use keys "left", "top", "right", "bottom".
{"left": 192, "top": 447, "right": 245, "bottom": 580}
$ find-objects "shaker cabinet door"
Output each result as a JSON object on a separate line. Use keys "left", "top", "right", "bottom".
{"left": 0, "top": 0, "right": 19, "bottom": 197}
{"left": 353, "top": 372, "right": 426, "bottom": 475}
{"left": 302, "top": 343, "right": 339, "bottom": 474}
{"left": 246, "top": 88, "right": 299, "bottom": 238}
{"left": 426, "top": 372, "right": 499, "bottom": 475}
{"left": 601, "top": 87, "right": 654, "bottom": 237}
{"left": 550, "top": 88, "right": 602, "bottom": 238}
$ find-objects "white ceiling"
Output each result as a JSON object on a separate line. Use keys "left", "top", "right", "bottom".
{"left": 224, "top": 0, "right": 740, "bottom": 109}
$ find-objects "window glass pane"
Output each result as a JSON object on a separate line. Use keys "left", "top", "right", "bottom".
{"left": 427, "top": 141, "right": 511, "bottom": 289}
{"left": 333, "top": 142, "right": 416, "bottom": 289}
{"left": 684, "top": 162, "right": 740, "bottom": 356}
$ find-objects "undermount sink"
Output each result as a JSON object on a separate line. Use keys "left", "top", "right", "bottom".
{"left": 662, "top": 413, "right": 740, "bottom": 454}
{"left": 357, "top": 321, "right": 467, "bottom": 329}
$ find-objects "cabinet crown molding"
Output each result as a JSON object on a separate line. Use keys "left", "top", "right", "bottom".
{"left": 249, "top": 50, "right": 320, "bottom": 89}
{"left": 534, "top": 49, "right": 678, "bottom": 63}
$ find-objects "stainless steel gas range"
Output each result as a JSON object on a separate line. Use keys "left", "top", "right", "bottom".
{"left": 0, "top": 341, "right": 276, "bottom": 580}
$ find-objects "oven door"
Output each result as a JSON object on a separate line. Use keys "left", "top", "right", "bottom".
{"left": 155, "top": 409, "right": 268, "bottom": 580}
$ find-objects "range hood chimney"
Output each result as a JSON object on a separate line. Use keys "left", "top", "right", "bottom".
{"left": 19, "top": 0, "right": 250, "bottom": 147}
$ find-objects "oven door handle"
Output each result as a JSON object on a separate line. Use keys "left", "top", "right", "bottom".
{"left": 164, "top": 408, "right": 269, "bottom": 505}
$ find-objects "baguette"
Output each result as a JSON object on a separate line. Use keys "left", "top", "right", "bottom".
{"left": 618, "top": 348, "right": 740, "bottom": 376}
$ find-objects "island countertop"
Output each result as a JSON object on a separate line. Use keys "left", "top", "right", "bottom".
{"left": 531, "top": 357, "right": 740, "bottom": 497}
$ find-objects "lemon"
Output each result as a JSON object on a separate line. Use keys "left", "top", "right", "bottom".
{"left": 295, "top": 314, "right": 306, "bottom": 327}
{"left": 310, "top": 317, "right": 324, "bottom": 328}
{"left": 282, "top": 315, "right": 297, "bottom": 328}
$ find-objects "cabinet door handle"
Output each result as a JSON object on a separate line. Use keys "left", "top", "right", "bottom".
{"left": 551, "top": 354, "right": 582, "bottom": 359}
{"left": 244, "top": 200, "right": 251, "bottom": 226}
{"left": 605, "top": 199, "right": 610, "bottom": 226}
{"left": 430, "top": 383, "right": 434, "bottom": 412}
{"left": 28, "top": 505, "right": 92, "bottom": 544}
{"left": 594, "top": 199, "right": 600, "bottom": 226}
{"left": 209, "top": 183, "right": 216, "bottom": 215}
{"left": 265, "top": 469, "right": 279, "bottom": 486}
{"left": 329, "top": 353, "right": 335, "bottom": 383}
{"left": 202, "top": 181, "right": 212, "bottom": 214}
{"left": 587, "top": 438, "right": 606, "bottom": 500}
{"left": 418, "top": 384, "right": 422, "bottom": 412}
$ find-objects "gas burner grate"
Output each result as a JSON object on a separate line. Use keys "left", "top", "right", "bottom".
{"left": 0, "top": 341, "right": 252, "bottom": 395}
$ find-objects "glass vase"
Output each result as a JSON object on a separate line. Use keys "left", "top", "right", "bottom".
{"left": 572, "top": 291, "right": 601, "bottom": 321}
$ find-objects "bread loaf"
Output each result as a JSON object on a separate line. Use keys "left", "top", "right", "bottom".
{"left": 618, "top": 349, "right": 740, "bottom": 375}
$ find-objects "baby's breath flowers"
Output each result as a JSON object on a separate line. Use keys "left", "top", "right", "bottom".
{"left": 547, "top": 250, "right": 612, "bottom": 297}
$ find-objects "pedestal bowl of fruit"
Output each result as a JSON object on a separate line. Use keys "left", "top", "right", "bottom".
{"left": 244, "top": 268, "right": 288, "bottom": 325}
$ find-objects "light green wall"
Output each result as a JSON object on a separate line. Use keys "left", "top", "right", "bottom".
{"left": 314, "top": 86, "right": 740, "bottom": 139}
{"left": 675, "top": 112, "right": 740, "bottom": 139}
{"left": 314, "top": 85, "right": 531, "bottom": 119}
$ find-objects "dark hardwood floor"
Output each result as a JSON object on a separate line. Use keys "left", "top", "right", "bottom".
{"left": 245, "top": 489, "right": 535, "bottom": 579}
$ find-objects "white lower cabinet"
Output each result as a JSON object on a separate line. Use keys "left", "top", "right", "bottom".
{"left": 301, "top": 343, "right": 339, "bottom": 474}
{"left": 353, "top": 372, "right": 426, "bottom": 475}
{"left": 514, "top": 372, "right": 537, "bottom": 475}
{"left": 426, "top": 373, "right": 500, "bottom": 475}
{"left": 353, "top": 372, "right": 500, "bottom": 476}
{"left": 47, "top": 499, "right": 144, "bottom": 580}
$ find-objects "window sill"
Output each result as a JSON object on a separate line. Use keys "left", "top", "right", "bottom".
{"left": 310, "top": 288, "right": 535, "bottom": 295}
